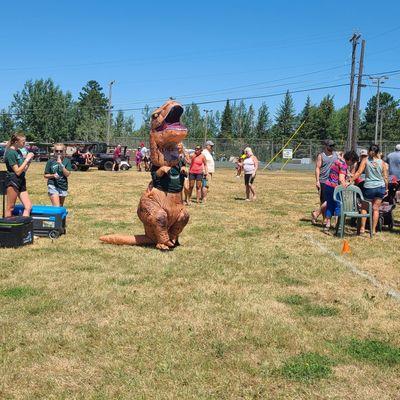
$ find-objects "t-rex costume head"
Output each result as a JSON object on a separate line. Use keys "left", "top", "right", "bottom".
{"left": 150, "top": 100, "right": 188, "bottom": 167}
{"left": 99, "top": 100, "right": 190, "bottom": 251}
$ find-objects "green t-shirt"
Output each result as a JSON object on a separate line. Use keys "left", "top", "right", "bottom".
{"left": 5, "top": 148, "right": 25, "bottom": 178}
{"left": 45, "top": 158, "right": 72, "bottom": 191}
{"left": 151, "top": 160, "right": 185, "bottom": 193}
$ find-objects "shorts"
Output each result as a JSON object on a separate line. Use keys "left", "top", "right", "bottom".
{"left": 48, "top": 184, "right": 68, "bottom": 197}
{"left": 319, "top": 182, "right": 327, "bottom": 203}
{"left": 363, "top": 186, "right": 386, "bottom": 200}
{"left": 244, "top": 173, "right": 255, "bottom": 185}
{"left": 189, "top": 173, "right": 203, "bottom": 181}
{"left": 202, "top": 173, "right": 212, "bottom": 188}
{"left": 5, "top": 174, "right": 27, "bottom": 193}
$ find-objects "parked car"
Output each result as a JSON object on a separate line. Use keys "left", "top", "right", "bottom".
{"left": 94, "top": 144, "right": 131, "bottom": 171}
{"left": 64, "top": 141, "right": 131, "bottom": 171}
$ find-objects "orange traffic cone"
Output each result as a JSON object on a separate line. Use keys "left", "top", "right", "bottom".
{"left": 341, "top": 240, "right": 351, "bottom": 254}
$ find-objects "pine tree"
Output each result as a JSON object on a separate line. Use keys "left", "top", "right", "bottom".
{"left": 274, "top": 90, "right": 296, "bottom": 139}
{"left": 315, "top": 95, "right": 335, "bottom": 141}
{"left": 243, "top": 104, "right": 255, "bottom": 139}
{"left": 114, "top": 111, "right": 125, "bottom": 137}
{"left": 255, "top": 103, "right": 271, "bottom": 138}
{"left": 139, "top": 105, "right": 151, "bottom": 135}
{"left": 298, "top": 96, "right": 317, "bottom": 140}
{"left": 220, "top": 100, "right": 233, "bottom": 139}
{"left": 234, "top": 100, "right": 248, "bottom": 138}
{"left": 77, "top": 80, "right": 108, "bottom": 121}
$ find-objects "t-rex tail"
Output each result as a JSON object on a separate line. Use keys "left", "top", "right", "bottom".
{"left": 99, "top": 234, "right": 154, "bottom": 246}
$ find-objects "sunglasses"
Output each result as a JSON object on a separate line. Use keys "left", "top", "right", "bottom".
{"left": 54, "top": 150, "right": 64, "bottom": 153}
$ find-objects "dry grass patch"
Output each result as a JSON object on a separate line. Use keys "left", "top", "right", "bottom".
{"left": 1, "top": 164, "right": 400, "bottom": 399}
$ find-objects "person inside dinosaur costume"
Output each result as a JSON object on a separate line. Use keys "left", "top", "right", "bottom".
{"left": 99, "top": 100, "right": 189, "bottom": 250}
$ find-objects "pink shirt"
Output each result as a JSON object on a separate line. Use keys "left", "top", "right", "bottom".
{"left": 190, "top": 154, "right": 205, "bottom": 174}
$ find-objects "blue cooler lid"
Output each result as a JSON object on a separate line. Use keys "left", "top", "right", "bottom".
{"left": 13, "top": 205, "right": 68, "bottom": 219}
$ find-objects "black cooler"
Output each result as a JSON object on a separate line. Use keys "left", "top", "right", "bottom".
{"left": 0, "top": 216, "right": 34, "bottom": 248}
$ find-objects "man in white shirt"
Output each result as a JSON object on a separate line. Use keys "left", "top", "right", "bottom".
{"left": 202, "top": 140, "right": 215, "bottom": 203}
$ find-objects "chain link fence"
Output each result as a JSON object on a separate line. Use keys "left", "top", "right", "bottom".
{"left": 113, "top": 137, "right": 400, "bottom": 169}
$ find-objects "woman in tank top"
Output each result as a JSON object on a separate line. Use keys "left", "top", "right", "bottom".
{"left": 188, "top": 145, "right": 208, "bottom": 204}
{"left": 352, "top": 144, "right": 388, "bottom": 235}
{"left": 243, "top": 147, "right": 258, "bottom": 201}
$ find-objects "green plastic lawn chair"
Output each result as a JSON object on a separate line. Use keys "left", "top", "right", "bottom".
{"left": 333, "top": 185, "right": 373, "bottom": 238}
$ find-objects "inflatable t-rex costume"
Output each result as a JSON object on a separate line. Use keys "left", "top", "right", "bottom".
{"left": 99, "top": 100, "right": 189, "bottom": 250}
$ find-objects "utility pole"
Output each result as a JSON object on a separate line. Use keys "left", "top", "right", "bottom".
{"left": 352, "top": 39, "right": 365, "bottom": 151}
{"left": 369, "top": 75, "right": 388, "bottom": 143}
{"left": 106, "top": 80, "right": 115, "bottom": 145}
{"left": 379, "top": 109, "right": 384, "bottom": 149}
{"left": 346, "top": 33, "right": 361, "bottom": 151}
{"left": 203, "top": 109, "right": 211, "bottom": 145}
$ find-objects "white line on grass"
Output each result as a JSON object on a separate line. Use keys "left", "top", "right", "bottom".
{"left": 305, "top": 234, "right": 400, "bottom": 302}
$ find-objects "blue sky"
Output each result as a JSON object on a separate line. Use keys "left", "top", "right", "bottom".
{"left": 1, "top": 0, "right": 400, "bottom": 127}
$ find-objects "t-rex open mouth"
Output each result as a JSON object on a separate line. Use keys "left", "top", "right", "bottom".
{"left": 151, "top": 101, "right": 188, "bottom": 151}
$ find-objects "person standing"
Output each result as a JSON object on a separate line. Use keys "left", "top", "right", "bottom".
{"left": 177, "top": 143, "right": 190, "bottom": 204}
{"left": 140, "top": 143, "right": 150, "bottom": 171}
{"left": 311, "top": 139, "right": 338, "bottom": 224}
{"left": 188, "top": 145, "right": 208, "bottom": 204}
{"left": 112, "top": 144, "right": 122, "bottom": 171}
{"left": 4, "top": 132, "right": 35, "bottom": 217}
{"left": 135, "top": 147, "right": 143, "bottom": 171}
{"left": 201, "top": 140, "right": 215, "bottom": 203}
{"left": 386, "top": 144, "right": 400, "bottom": 180}
{"left": 243, "top": 147, "right": 258, "bottom": 201}
{"left": 352, "top": 144, "right": 388, "bottom": 235}
{"left": 44, "top": 143, "right": 72, "bottom": 207}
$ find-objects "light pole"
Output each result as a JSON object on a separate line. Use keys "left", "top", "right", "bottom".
{"left": 106, "top": 80, "right": 115, "bottom": 145}
{"left": 369, "top": 76, "right": 388, "bottom": 143}
{"left": 203, "top": 109, "right": 211, "bottom": 145}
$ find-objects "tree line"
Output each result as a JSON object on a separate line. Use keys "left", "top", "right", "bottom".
{"left": 1, "top": 78, "right": 399, "bottom": 143}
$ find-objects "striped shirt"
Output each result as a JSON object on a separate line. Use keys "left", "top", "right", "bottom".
{"left": 325, "top": 159, "right": 347, "bottom": 188}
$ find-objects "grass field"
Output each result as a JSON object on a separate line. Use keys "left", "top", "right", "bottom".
{"left": 1, "top": 163, "right": 400, "bottom": 399}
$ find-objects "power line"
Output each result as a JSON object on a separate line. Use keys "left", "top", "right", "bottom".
{"left": 1, "top": 83, "right": 350, "bottom": 117}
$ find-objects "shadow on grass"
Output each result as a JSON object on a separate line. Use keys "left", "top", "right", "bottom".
{"left": 277, "top": 294, "right": 339, "bottom": 317}
{"left": 237, "top": 226, "right": 270, "bottom": 238}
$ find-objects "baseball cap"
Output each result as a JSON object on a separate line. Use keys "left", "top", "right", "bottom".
{"left": 205, "top": 140, "right": 214, "bottom": 146}
{"left": 360, "top": 149, "right": 368, "bottom": 156}
{"left": 395, "top": 144, "right": 400, "bottom": 151}
{"left": 324, "top": 139, "right": 335, "bottom": 147}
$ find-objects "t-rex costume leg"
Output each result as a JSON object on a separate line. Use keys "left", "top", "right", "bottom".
{"left": 99, "top": 100, "right": 189, "bottom": 250}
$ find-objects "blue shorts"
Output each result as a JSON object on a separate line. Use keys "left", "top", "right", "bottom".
{"left": 363, "top": 186, "right": 385, "bottom": 200}
{"left": 48, "top": 184, "right": 68, "bottom": 197}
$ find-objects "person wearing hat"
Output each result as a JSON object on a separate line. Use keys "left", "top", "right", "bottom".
{"left": 386, "top": 144, "right": 400, "bottom": 181}
{"left": 353, "top": 149, "right": 368, "bottom": 191}
{"left": 201, "top": 140, "right": 215, "bottom": 203}
{"left": 311, "top": 139, "right": 338, "bottom": 224}
{"left": 352, "top": 144, "right": 388, "bottom": 235}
